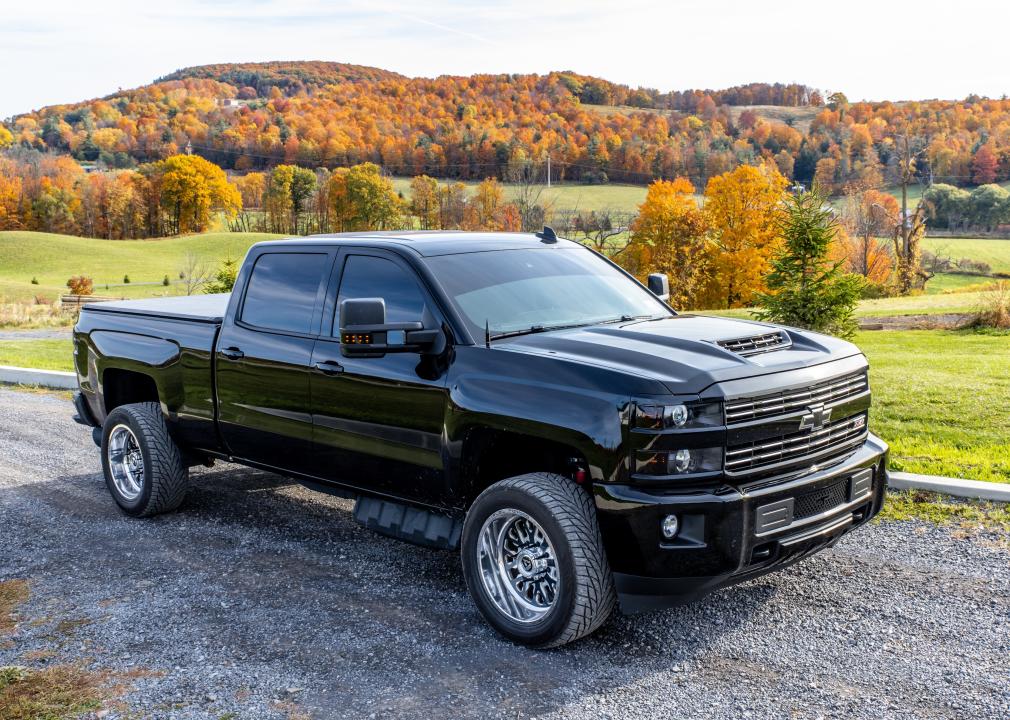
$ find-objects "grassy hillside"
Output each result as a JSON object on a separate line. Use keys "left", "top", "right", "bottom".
{"left": 390, "top": 177, "right": 648, "bottom": 214}
{"left": 921, "top": 236, "right": 1010, "bottom": 274}
{"left": 0, "top": 232, "right": 285, "bottom": 302}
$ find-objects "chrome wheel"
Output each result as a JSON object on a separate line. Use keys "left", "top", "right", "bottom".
{"left": 107, "top": 424, "right": 144, "bottom": 501}
{"left": 477, "top": 509, "right": 560, "bottom": 623}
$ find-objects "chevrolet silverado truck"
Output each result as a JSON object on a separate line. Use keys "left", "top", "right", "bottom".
{"left": 72, "top": 228, "right": 888, "bottom": 648}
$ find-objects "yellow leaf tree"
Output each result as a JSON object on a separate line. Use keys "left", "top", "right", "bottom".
{"left": 628, "top": 178, "right": 712, "bottom": 310}
{"left": 155, "top": 154, "right": 241, "bottom": 234}
{"left": 328, "top": 162, "right": 403, "bottom": 231}
{"left": 701, "top": 164, "right": 787, "bottom": 308}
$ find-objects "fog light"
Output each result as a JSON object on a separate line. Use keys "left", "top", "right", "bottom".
{"left": 661, "top": 514, "right": 679, "bottom": 539}
{"left": 672, "top": 448, "right": 692, "bottom": 473}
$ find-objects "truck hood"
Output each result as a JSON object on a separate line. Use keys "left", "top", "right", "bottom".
{"left": 496, "top": 314, "right": 863, "bottom": 395}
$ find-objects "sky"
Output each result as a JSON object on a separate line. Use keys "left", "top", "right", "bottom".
{"left": 2, "top": 0, "right": 1008, "bottom": 119}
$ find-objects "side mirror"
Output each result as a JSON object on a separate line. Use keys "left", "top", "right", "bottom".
{"left": 339, "top": 298, "right": 444, "bottom": 357}
{"left": 647, "top": 273, "right": 670, "bottom": 302}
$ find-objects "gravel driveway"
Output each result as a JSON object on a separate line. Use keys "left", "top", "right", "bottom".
{"left": 1, "top": 387, "right": 1008, "bottom": 719}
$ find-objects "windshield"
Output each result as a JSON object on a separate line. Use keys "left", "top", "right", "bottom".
{"left": 425, "top": 247, "right": 672, "bottom": 338}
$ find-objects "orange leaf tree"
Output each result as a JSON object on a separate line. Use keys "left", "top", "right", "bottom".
{"left": 627, "top": 178, "right": 712, "bottom": 310}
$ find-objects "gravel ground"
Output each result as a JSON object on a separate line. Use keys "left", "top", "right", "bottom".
{"left": 1, "top": 387, "right": 1008, "bottom": 719}
{"left": 0, "top": 328, "right": 71, "bottom": 340}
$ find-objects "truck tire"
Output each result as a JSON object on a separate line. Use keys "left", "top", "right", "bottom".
{"left": 461, "top": 472, "right": 617, "bottom": 648}
{"left": 100, "top": 401, "right": 189, "bottom": 517}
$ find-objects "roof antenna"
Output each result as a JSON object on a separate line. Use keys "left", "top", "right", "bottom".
{"left": 535, "top": 225, "right": 557, "bottom": 243}
{"left": 485, "top": 319, "right": 491, "bottom": 349}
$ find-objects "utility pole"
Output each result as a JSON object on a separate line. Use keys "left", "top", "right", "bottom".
{"left": 546, "top": 153, "right": 551, "bottom": 188}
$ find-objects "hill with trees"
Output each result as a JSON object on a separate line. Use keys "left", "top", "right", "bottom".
{"left": 7, "top": 61, "right": 1010, "bottom": 193}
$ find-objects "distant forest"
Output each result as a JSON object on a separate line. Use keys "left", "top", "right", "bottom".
{"left": 4, "top": 61, "right": 1010, "bottom": 193}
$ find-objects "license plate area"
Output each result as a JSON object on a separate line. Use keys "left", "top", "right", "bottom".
{"left": 753, "top": 467, "right": 875, "bottom": 538}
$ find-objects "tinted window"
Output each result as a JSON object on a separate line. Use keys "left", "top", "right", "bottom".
{"left": 336, "top": 255, "right": 426, "bottom": 333}
{"left": 425, "top": 247, "right": 670, "bottom": 336}
{"left": 241, "top": 253, "right": 327, "bottom": 334}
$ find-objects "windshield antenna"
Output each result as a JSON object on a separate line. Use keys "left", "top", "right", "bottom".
{"left": 485, "top": 319, "right": 491, "bottom": 349}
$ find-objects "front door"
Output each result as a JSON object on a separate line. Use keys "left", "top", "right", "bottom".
{"left": 216, "top": 250, "right": 333, "bottom": 474}
{"left": 310, "top": 250, "right": 450, "bottom": 505}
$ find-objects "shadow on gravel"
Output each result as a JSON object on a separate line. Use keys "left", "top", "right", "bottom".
{"left": 6, "top": 463, "right": 776, "bottom": 718}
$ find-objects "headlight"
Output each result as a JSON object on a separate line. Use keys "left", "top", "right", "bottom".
{"left": 633, "top": 400, "right": 722, "bottom": 430}
{"left": 635, "top": 447, "right": 723, "bottom": 477}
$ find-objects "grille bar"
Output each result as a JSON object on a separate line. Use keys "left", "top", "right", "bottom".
{"left": 726, "top": 414, "right": 867, "bottom": 474}
{"left": 725, "top": 371, "right": 868, "bottom": 425}
{"left": 717, "top": 331, "right": 791, "bottom": 356}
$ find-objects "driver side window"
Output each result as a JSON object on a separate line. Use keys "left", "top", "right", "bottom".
{"left": 335, "top": 254, "right": 426, "bottom": 335}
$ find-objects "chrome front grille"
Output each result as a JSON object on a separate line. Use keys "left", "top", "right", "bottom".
{"left": 725, "top": 370, "right": 868, "bottom": 425}
{"left": 725, "top": 413, "right": 868, "bottom": 475}
{"left": 717, "top": 331, "right": 791, "bottom": 356}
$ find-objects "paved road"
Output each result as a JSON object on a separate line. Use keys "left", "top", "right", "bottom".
{"left": 1, "top": 388, "right": 1008, "bottom": 719}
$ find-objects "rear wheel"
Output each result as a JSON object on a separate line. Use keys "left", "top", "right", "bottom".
{"left": 101, "top": 401, "right": 189, "bottom": 517}
{"left": 461, "top": 472, "right": 616, "bottom": 648}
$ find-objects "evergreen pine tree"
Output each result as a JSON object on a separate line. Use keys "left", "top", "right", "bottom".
{"left": 754, "top": 191, "right": 863, "bottom": 339}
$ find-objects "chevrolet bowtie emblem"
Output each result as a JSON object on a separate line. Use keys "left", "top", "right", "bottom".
{"left": 799, "top": 403, "right": 832, "bottom": 431}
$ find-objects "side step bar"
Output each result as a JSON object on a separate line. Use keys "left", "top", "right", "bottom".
{"left": 353, "top": 496, "right": 462, "bottom": 550}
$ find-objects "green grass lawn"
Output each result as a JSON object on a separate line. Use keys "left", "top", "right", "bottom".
{"left": 0, "top": 231, "right": 285, "bottom": 303}
{"left": 923, "top": 272, "right": 994, "bottom": 295}
{"left": 856, "top": 330, "right": 1010, "bottom": 484}
{"left": 704, "top": 290, "right": 990, "bottom": 320}
{"left": 921, "top": 235, "right": 1010, "bottom": 274}
{"left": 391, "top": 177, "right": 647, "bottom": 214}
{"left": 0, "top": 339, "right": 73, "bottom": 371}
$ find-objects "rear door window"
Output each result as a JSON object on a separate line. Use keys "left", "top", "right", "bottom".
{"left": 242, "top": 253, "right": 328, "bottom": 334}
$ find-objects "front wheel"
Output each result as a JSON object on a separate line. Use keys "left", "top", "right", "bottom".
{"left": 461, "top": 473, "right": 616, "bottom": 648}
{"left": 101, "top": 401, "right": 189, "bottom": 517}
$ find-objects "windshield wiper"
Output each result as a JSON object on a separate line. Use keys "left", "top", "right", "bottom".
{"left": 488, "top": 315, "right": 669, "bottom": 343}
{"left": 488, "top": 322, "right": 594, "bottom": 342}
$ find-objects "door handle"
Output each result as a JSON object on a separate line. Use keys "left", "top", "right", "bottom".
{"left": 220, "top": 346, "right": 244, "bottom": 360}
{"left": 314, "top": 360, "right": 344, "bottom": 375}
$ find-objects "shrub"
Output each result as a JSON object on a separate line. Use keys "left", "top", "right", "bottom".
{"left": 162, "top": 275, "right": 170, "bottom": 286}
{"left": 123, "top": 274, "right": 130, "bottom": 284}
{"left": 30, "top": 277, "right": 38, "bottom": 285}
{"left": 204, "top": 258, "right": 239, "bottom": 294}
{"left": 968, "top": 281, "right": 1010, "bottom": 329}
{"left": 66, "top": 275, "right": 93, "bottom": 296}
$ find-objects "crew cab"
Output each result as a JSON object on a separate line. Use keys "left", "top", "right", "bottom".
{"left": 72, "top": 229, "right": 888, "bottom": 647}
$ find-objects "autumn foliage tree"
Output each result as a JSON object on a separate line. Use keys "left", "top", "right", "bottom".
{"left": 151, "top": 154, "right": 241, "bottom": 234}
{"left": 328, "top": 162, "right": 403, "bottom": 231}
{"left": 700, "top": 164, "right": 788, "bottom": 308}
{"left": 836, "top": 188, "right": 896, "bottom": 285}
{"left": 628, "top": 178, "right": 711, "bottom": 309}
{"left": 972, "top": 144, "right": 998, "bottom": 185}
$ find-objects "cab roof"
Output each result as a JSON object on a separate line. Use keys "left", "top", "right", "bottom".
{"left": 254, "top": 231, "right": 582, "bottom": 257}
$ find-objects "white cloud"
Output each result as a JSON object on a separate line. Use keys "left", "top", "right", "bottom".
{"left": 2, "top": 0, "right": 1008, "bottom": 119}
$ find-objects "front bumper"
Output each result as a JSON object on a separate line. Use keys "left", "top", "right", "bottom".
{"left": 595, "top": 433, "right": 889, "bottom": 613}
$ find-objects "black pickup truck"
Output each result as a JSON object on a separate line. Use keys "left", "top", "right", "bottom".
{"left": 72, "top": 229, "right": 888, "bottom": 647}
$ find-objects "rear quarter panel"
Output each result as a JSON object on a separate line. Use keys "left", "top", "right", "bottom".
{"left": 74, "top": 308, "right": 221, "bottom": 451}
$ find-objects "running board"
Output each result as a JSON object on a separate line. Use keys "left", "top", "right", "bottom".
{"left": 353, "top": 497, "right": 462, "bottom": 550}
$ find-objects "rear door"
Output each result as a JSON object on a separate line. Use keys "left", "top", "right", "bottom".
{"left": 215, "top": 249, "right": 333, "bottom": 473}
{"left": 310, "top": 249, "right": 451, "bottom": 505}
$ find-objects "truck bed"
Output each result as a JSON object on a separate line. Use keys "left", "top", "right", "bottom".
{"left": 81, "top": 294, "right": 230, "bottom": 323}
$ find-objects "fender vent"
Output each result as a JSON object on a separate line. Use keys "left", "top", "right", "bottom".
{"left": 717, "top": 331, "right": 791, "bottom": 356}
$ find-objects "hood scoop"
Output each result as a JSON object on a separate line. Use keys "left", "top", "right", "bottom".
{"left": 716, "top": 330, "right": 792, "bottom": 357}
